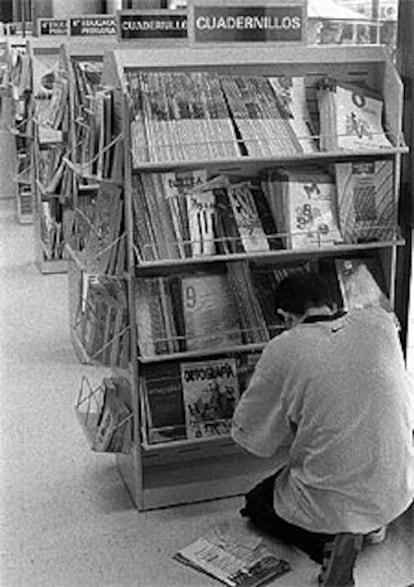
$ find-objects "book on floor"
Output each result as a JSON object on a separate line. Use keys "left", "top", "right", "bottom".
{"left": 174, "top": 521, "right": 291, "bottom": 587}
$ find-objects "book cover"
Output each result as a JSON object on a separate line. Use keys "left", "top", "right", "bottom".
{"left": 334, "top": 257, "right": 392, "bottom": 313}
{"left": 226, "top": 261, "right": 269, "bottom": 344}
{"left": 180, "top": 358, "right": 240, "bottom": 439}
{"left": 142, "top": 363, "right": 187, "bottom": 445}
{"left": 94, "top": 378, "right": 131, "bottom": 453}
{"left": 276, "top": 169, "right": 342, "bottom": 249}
{"left": 181, "top": 273, "right": 242, "bottom": 351}
{"left": 141, "top": 173, "right": 182, "bottom": 260}
{"left": 174, "top": 522, "right": 291, "bottom": 587}
{"left": 227, "top": 181, "right": 271, "bottom": 253}
{"left": 268, "top": 75, "right": 317, "bottom": 153}
{"left": 335, "top": 160, "right": 396, "bottom": 243}
{"left": 319, "top": 81, "right": 393, "bottom": 151}
{"left": 186, "top": 184, "right": 217, "bottom": 257}
{"left": 84, "top": 183, "right": 123, "bottom": 273}
{"left": 162, "top": 169, "right": 208, "bottom": 258}
{"left": 135, "top": 278, "right": 176, "bottom": 358}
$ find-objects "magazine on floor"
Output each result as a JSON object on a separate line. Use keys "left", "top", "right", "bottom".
{"left": 174, "top": 521, "right": 291, "bottom": 587}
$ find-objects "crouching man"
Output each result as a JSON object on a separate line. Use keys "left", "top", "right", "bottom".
{"left": 231, "top": 272, "right": 414, "bottom": 586}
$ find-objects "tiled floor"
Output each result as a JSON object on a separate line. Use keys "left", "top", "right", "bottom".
{"left": 0, "top": 114, "right": 413, "bottom": 587}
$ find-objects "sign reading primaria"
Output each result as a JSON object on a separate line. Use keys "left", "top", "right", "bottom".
{"left": 70, "top": 16, "right": 117, "bottom": 36}
{"left": 191, "top": 3, "right": 305, "bottom": 44}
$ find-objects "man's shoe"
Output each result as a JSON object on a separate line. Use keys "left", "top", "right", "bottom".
{"left": 318, "top": 533, "right": 363, "bottom": 586}
{"left": 363, "top": 526, "right": 387, "bottom": 546}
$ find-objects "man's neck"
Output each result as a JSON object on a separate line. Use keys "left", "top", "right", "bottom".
{"left": 300, "top": 306, "right": 334, "bottom": 322}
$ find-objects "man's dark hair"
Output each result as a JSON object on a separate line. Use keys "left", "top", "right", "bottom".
{"left": 274, "top": 271, "right": 335, "bottom": 316}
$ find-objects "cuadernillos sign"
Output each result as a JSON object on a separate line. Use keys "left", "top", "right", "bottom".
{"left": 192, "top": 4, "right": 305, "bottom": 43}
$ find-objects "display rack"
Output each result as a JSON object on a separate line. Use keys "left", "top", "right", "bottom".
{"left": 69, "top": 40, "right": 407, "bottom": 511}
{"left": 29, "top": 36, "right": 118, "bottom": 274}
{"left": 6, "top": 37, "right": 34, "bottom": 224}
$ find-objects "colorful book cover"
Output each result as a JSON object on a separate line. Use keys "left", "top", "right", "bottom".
{"left": 142, "top": 363, "right": 187, "bottom": 444}
{"left": 335, "top": 160, "right": 396, "bottom": 243}
{"left": 278, "top": 169, "right": 342, "bottom": 249}
{"left": 186, "top": 185, "right": 217, "bottom": 257}
{"left": 335, "top": 84, "right": 392, "bottom": 151}
{"left": 334, "top": 257, "right": 392, "bottom": 313}
{"left": 162, "top": 169, "right": 208, "bottom": 258}
{"left": 180, "top": 358, "right": 240, "bottom": 440}
{"left": 226, "top": 261, "right": 269, "bottom": 344}
{"left": 227, "top": 182, "right": 270, "bottom": 253}
{"left": 181, "top": 273, "right": 242, "bottom": 351}
{"left": 84, "top": 183, "right": 123, "bottom": 273}
{"left": 268, "top": 75, "right": 317, "bottom": 153}
{"left": 174, "top": 522, "right": 291, "bottom": 587}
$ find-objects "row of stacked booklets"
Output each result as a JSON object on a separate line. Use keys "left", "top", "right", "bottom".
{"left": 126, "top": 70, "right": 394, "bottom": 164}
{"left": 132, "top": 160, "right": 396, "bottom": 262}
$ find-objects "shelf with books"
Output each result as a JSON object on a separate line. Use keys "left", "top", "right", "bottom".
{"left": 30, "top": 38, "right": 117, "bottom": 274}
{"left": 6, "top": 39, "right": 35, "bottom": 225}
{"left": 70, "top": 41, "right": 408, "bottom": 511}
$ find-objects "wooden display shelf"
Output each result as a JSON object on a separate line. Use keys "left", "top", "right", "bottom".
{"left": 65, "top": 41, "right": 409, "bottom": 511}
{"left": 117, "top": 441, "right": 277, "bottom": 511}
{"left": 134, "top": 238, "right": 406, "bottom": 278}
{"left": 132, "top": 146, "right": 408, "bottom": 175}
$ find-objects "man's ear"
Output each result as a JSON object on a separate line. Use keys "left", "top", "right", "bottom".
{"left": 277, "top": 308, "right": 300, "bottom": 329}
{"left": 277, "top": 309, "right": 293, "bottom": 328}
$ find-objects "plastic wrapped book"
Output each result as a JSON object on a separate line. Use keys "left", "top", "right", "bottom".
{"left": 174, "top": 521, "right": 291, "bottom": 587}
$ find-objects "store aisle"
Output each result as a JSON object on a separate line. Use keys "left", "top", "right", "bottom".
{"left": 0, "top": 151, "right": 413, "bottom": 585}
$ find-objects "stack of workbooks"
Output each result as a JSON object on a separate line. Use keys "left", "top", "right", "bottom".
{"left": 316, "top": 78, "right": 393, "bottom": 151}
{"left": 268, "top": 75, "right": 317, "bottom": 154}
{"left": 334, "top": 256, "right": 392, "bottom": 314}
{"left": 131, "top": 171, "right": 280, "bottom": 261}
{"left": 134, "top": 277, "right": 182, "bottom": 358}
{"left": 127, "top": 71, "right": 317, "bottom": 164}
{"left": 220, "top": 75, "right": 302, "bottom": 158}
{"left": 261, "top": 167, "right": 343, "bottom": 249}
{"left": 226, "top": 261, "right": 269, "bottom": 344}
{"left": 127, "top": 71, "right": 241, "bottom": 163}
{"left": 335, "top": 160, "right": 396, "bottom": 243}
